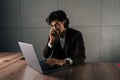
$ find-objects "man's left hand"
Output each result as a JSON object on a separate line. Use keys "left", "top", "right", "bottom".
{"left": 46, "top": 58, "right": 66, "bottom": 67}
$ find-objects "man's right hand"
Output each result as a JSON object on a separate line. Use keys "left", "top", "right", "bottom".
{"left": 48, "top": 27, "right": 59, "bottom": 46}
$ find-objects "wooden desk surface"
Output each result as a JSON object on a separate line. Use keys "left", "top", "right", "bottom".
{"left": 0, "top": 53, "right": 120, "bottom": 80}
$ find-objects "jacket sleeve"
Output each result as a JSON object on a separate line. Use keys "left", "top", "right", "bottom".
{"left": 43, "top": 38, "right": 53, "bottom": 58}
{"left": 71, "top": 32, "right": 86, "bottom": 65}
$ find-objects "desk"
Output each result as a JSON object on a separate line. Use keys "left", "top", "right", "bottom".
{"left": 0, "top": 53, "right": 120, "bottom": 80}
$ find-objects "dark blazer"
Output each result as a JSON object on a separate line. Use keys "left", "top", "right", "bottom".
{"left": 43, "top": 28, "right": 86, "bottom": 65}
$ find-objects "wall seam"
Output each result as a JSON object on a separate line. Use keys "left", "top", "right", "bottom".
{"left": 57, "top": 0, "right": 58, "bottom": 10}
{"left": 19, "top": 0, "right": 22, "bottom": 42}
{"left": 100, "top": 0, "right": 102, "bottom": 62}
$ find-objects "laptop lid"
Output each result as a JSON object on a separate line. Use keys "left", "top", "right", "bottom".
{"left": 18, "top": 41, "right": 43, "bottom": 73}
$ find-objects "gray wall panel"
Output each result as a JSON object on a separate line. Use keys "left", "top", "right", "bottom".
{"left": 101, "top": 26, "right": 120, "bottom": 62}
{"left": 21, "top": 28, "right": 49, "bottom": 59}
{"left": 102, "top": 0, "right": 120, "bottom": 25}
{"left": 0, "top": 0, "right": 20, "bottom": 27}
{"left": 21, "top": 0, "right": 57, "bottom": 27}
{"left": 0, "top": 28, "right": 21, "bottom": 52}
{"left": 58, "top": 0, "right": 101, "bottom": 26}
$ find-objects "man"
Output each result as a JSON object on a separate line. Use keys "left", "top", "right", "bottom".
{"left": 43, "top": 10, "right": 86, "bottom": 66}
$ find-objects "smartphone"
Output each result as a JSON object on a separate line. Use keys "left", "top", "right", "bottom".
{"left": 51, "top": 30, "right": 57, "bottom": 36}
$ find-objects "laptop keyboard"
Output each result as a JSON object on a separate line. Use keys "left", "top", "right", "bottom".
{"left": 39, "top": 60, "right": 62, "bottom": 71}
{"left": 40, "top": 60, "right": 68, "bottom": 72}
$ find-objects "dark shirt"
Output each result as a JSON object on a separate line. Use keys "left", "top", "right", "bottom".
{"left": 43, "top": 28, "right": 86, "bottom": 65}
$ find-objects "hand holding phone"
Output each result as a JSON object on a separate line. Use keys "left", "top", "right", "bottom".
{"left": 49, "top": 28, "right": 59, "bottom": 45}
{"left": 51, "top": 30, "right": 57, "bottom": 36}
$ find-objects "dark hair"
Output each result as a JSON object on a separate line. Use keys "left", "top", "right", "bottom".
{"left": 46, "top": 10, "right": 69, "bottom": 28}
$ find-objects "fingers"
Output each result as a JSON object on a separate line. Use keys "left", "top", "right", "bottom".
{"left": 49, "top": 27, "right": 55, "bottom": 36}
{"left": 46, "top": 58, "right": 56, "bottom": 64}
{"left": 49, "top": 28, "right": 59, "bottom": 45}
{"left": 49, "top": 27, "right": 59, "bottom": 37}
{"left": 46, "top": 58, "right": 66, "bottom": 66}
{"left": 50, "top": 27, "right": 56, "bottom": 34}
{"left": 46, "top": 58, "right": 57, "bottom": 67}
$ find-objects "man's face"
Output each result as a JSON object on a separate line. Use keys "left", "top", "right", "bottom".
{"left": 50, "top": 20, "right": 65, "bottom": 35}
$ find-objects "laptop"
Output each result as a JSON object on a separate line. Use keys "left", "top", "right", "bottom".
{"left": 18, "top": 41, "right": 69, "bottom": 74}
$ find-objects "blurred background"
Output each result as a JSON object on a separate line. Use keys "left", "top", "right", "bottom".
{"left": 0, "top": 0, "right": 120, "bottom": 62}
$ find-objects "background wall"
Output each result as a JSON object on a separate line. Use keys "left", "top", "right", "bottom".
{"left": 0, "top": 0, "right": 120, "bottom": 62}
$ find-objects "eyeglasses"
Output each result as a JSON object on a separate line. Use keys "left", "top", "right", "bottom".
{"left": 50, "top": 22, "right": 61, "bottom": 28}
